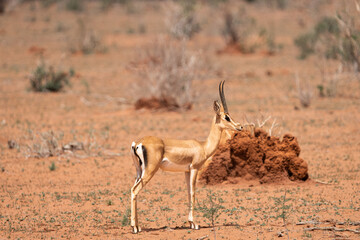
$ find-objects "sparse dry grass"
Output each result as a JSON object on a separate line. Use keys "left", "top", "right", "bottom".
{"left": 295, "top": 72, "right": 313, "bottom": 108}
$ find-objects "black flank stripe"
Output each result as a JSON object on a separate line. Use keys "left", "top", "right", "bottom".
{"left": 142, "top": 145, "right": 148, "bottom": 167}
{"left": 133, "top": 146, "right": 142, "bottom": 166}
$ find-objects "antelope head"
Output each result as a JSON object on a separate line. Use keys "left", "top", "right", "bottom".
{"left": 213, "top": 80, "right": 243, "bottom": 131}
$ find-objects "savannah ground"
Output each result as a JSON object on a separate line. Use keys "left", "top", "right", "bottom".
{"left": 0, "top": 0, "right": 359, "bottom": 239}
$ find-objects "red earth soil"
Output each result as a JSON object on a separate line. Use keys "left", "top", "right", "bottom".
{"left": 134, "top": 96, "right": 192, "bottom": 111}
{"left": 200, "top": 129, "right": 309, "bottom": 184}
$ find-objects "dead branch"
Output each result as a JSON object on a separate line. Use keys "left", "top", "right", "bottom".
{"left": 298, "top": 220, "right": 360, "bottom": 226}
{"left": 196, "top": 235, "right": 209, "bottom": 240}
{"left": 314, "top": 179, "right": 332, "bottom": 185}
{"left": 296, "top": 221, "right": 319, "bottom": 225}
{"left": 243, "top": 115, "right": 255, "bottom": 128}
{"left": 268, "top": 118, "right": 279, "bottom": 137}
{"left": 304, "top": 226, "right": 360, "bottom": 234}
{"left": 257, "top": 116, "right": 271, "bottom": 128}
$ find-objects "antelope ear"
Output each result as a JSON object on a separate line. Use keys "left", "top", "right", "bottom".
{"left": 213, "top": 100, "right": 221, "bottom": 115}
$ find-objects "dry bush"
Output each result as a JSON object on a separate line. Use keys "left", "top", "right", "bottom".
{"left": 219, "top": 4, "right": 280, "bottom": 54}
{"left": 23, "top": 131, "right": 63, "bottom": 158}
{"left": 317, "top": 61, "right": 342, "bottom": 97}
{"left": 316, "top": 61, "right": 360, "bottom": 98}
{"left": 164, "top": 0, "right": 200, "bottom": 40}
{"left": 130, "top": 37, "right": 205, "bottom": 110}
{"left": 68, "top": 18, "right": 105, "bottom": 54}
{"left": 294, "top": 72, "right": 313, "bottom": 108}
{"left": 221, "top": 6, "right": 257, "bottom": 53}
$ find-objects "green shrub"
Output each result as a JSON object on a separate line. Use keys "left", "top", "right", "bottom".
{"left": 196, "top": 190, "right": 225, "bottom": 227}
{"left": 29, "top": 62, "right": 73, "bottom": 92}
{"left": 314, "top": 16, "right": 340, "bottom": 36}
{"left": 294, "top": 33, "right": 316, "bottom": 59}
{"left": 100, "top": 0, "right": 113, "bottom": 10}
{"left": 41, "top": 0, "right": 58, "bottom": 8}
{"left": 121, "top": 207, "right": 130, "bottom": 226}
{"left": 49, "top": 162, "right": 56, "bottom": 171}
{"left": 66, "top": 0, "right": 83, "bottom": 12}
{"left": 294, "top": 17, "right": 340, "bottom": 59}
{"left": 294, "top": 15, "right": 360, "bottom": 69}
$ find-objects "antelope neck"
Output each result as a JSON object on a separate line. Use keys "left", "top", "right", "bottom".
{"left": 203, "top": 115, "right": 223, "bottom": 159}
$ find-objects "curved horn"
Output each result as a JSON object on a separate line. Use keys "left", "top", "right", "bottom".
{"left": 219, "top": 80, "right": 229, "bottom": 113}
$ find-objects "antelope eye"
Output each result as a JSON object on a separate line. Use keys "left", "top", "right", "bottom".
{"left": 224, "top": 115, "right": 230, "bottom": 122}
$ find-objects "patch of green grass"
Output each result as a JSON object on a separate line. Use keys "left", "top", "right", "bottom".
{"left": 121, "top": 207, "right": 130, "bottom": 226}
{"left": 49, "top": 162, "right": 56, "bottom": 171}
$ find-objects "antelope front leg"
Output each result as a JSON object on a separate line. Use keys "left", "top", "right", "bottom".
{"left": 186, "top": 168, "right": 199, "bottom": 230}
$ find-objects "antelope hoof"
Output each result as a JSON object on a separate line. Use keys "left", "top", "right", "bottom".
{"left": 189, "top": 221, "right": 199, "bottom": 230}
{"left": 132, "top": 226, "right": 141, "bottom": 234}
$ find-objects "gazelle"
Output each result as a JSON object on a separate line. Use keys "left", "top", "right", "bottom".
{"left": 130, "top": 81, "right": 243, "bottom": 233}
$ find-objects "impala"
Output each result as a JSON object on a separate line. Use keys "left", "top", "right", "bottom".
{"left": 130, "top": 80, "right": 243, "bottom": 233}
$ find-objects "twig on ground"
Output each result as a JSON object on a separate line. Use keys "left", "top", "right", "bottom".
{"left": 196, "top": 235, "right": 209, "bottom": 240}
{"left": 313, "top": 179, "right": 332, "bottom": 185}
{"left": 297, "top": 220, "right": 360, "bottom": 226}
{"left": 304, "top": 227, "right": 360, "bottom": 234}
{"left": 296, "top": 221, "right": 319, "bottom": 225}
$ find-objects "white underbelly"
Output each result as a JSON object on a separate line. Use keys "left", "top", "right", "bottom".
{"left": 160, "top": 158, "right": 190, "bottom": 172}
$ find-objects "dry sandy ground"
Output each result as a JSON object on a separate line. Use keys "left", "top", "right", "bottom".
{"left": 0, "top": 1, "right": 359, "bottom": 239}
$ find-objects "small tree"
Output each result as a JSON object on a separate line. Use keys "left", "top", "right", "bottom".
{"left": 196, "top": 190, "right": 225, "bottom": 240}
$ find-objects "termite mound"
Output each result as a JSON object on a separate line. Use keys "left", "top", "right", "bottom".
{"left": 200, "top": 129, "right": 309, "bottom": 184}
